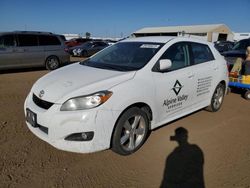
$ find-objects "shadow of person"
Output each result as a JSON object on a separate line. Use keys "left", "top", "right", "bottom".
{"left": 160, "top": 127, "right": 205, "bottom": 188}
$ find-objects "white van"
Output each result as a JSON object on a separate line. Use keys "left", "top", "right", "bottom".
{"left": 24, "top": 37, "right": 228, "bottom": 155}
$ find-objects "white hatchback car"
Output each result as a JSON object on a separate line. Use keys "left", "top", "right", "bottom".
{"left": 24, "top": 37, "right": 228, "bottom": 155}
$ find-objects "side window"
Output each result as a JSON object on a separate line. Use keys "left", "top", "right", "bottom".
{"left": 190, "top": 43, "right": 215, "bottom": 64}
{"left": 18, "top": 34, "right": 38, "bottom": 46}
{"left": 38, "top": 35, "right": 61, "bottom": 46}
{"left": 0, "top": 35, "right": 15, "bottom": 47}
{"left": 160, "top": 43, "right": 190, "bottom": 71}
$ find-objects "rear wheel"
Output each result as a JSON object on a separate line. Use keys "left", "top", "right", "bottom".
{"left": 206, "top": 83, "right": 225, "bottom": 112}
{"left": 45, "top": 56, "right": 60, "bottom": 70}
{"left": 111, "top": 107, "right": 149, "bottom": 155}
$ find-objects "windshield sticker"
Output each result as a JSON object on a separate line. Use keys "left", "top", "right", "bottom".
{"left": 140, "top": 44, "right": 160, "bottom": 49}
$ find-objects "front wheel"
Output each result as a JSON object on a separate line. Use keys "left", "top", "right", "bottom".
{"left": 206, "top": 83, "right": 225, "bottom": 112}
{"left": 111, "top": 107, "right": 149, "bottom": 155}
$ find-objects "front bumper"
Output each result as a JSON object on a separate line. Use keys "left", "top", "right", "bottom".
{"left": 24, "top": 92, "right": 119, "bottom": 153}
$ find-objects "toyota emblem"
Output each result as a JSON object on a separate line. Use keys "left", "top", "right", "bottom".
{"left": 39, "top": 90, "right": 45, "bottom": 98}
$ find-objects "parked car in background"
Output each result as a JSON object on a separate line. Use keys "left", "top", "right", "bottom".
{"left": 68, "top": 41, "right": 109, "bottom": 57}
{"left": 104, "top": 39, "right": 117, "bottom": 46}
{"left": 214, "top": 41, "right": 234, "bottom": 53}
{"left": 0, "top": 31, "right": 70, "bottom": 70}
{"left": 65, "top": 38, "right": 92, "bottom": 47}
{"left": 25, "top": 36, "right": 228, "bottom": 155}
{"left": 222, "top": 38, "right": 250, "bottom": 65}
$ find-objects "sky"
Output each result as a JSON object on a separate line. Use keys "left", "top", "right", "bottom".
{"left": 0, "top": 0, "right": 250, "bottom": 38}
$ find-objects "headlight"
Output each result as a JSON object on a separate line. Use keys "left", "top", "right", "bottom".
{"left": 60, "top": 91, "right": 113, "bottom": 111}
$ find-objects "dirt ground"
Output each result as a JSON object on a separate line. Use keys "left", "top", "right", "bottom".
{"left": 0, "top": 65, "right": 250, "bottom": 188}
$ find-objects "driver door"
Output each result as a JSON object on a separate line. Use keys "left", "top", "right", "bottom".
{"left": 152, "top": 42, "right": 196, "bottom": 126}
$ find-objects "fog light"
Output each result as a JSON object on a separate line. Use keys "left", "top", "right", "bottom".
{"left": 65, "top": 131, "right": 94, "bottom": 141}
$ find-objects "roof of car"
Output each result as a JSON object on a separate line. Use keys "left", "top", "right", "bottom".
{"left": 0, "top": 31, "right": 56, "bottom": 36}
{"left": 122, "top": 36, "right": 175, "bottom": 43}
{"left": 121, "top": 36, "right": 213, "bottom": 45}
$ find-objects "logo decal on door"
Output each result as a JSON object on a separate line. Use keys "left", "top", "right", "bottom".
{"left": 163, "top": 80, "right": 188, "bottom": 112}
{"left": 172, "top": 80, "right": 183, "bottom": 96}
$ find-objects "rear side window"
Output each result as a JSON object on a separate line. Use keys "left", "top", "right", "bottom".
{"left": 0, "top": 34, "right": 15, "bottom": 47}
{"left": 38, "top": 35, "right": 61, "bottom": 45}
{"left": 190, "top": 43, "right": 214, "bottom": 64}
{"left": 18, "top": 34, "right": 38, "bottom": 46}
{"left": 160, "top": 42, "right": 190, "bottom": 71}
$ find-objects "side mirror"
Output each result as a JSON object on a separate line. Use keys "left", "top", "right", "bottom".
{"left": 159, "top": 59, "right": 172, "bottom": 71}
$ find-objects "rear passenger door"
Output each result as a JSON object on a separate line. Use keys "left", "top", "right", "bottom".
{"left": 189, "top": 42, "right": 216, "bottom": 105}
{"left": 17, "top": 34, "right": 45, "bottom": 67}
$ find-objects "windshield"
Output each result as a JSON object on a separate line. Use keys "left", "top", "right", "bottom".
{"left": 80, "top": 42, "right": 163, "bottom": 71}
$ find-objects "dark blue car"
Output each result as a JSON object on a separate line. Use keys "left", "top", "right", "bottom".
{"left": 222, "top": 38, "right": 250, "bottom": 64}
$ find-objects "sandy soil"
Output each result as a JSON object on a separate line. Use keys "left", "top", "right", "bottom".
{"left": 0, "top": 67, "right": 250, "bottom": 188}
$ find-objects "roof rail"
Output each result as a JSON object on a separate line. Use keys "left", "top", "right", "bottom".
{"left": 13, "top": 31, "right": 54, "bottom": 34}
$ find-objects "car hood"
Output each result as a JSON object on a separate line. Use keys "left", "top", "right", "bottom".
{"left": 32, "top": 63, "right": 136, "bottom": 104}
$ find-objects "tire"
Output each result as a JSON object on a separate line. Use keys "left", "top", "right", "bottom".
{"left": 206, "top": 83, "right": 225, "bottom": 112}
{"left": 244, "top": 90, "right": 250, "bottom": 100}
{"left": 111, "top": 107, "right": 149, "bottom": 155}
{"left": 45, "top": 56, "right": 60, "bottom": 70}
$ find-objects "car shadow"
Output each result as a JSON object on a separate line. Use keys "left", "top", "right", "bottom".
{"left": 160, "top": 127, "right": 205, "bottom": 188}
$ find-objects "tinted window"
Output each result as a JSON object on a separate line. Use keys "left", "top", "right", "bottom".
{"left": 82, "top": 42, "right": 163, "bottom": 71}
{"left": 93, "top": 42, "right": 107, "bottom": 47}
{"left": 232, "top": 39, "right": 249, "bottom": 51}
{"left": 38, "top": 35, "right": 61, "bottom": 45}
{"left": 160, "top": 43, "right": 190, "bottom": 71}
{"left": 18, "top": 34, "right": 38, "bottom": 46}
{"left": 190, "top": 43, "right": 214, "bottom": 64}
{"left": 0, "top": 34, "right": 15, "bottom": 47}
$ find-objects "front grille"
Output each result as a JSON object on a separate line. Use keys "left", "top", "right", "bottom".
{"left": 33, "top": 94, "right": 54, "bottom": 110}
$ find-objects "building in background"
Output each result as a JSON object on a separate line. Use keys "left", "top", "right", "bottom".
{"left": 63, "top": 34, "right": 80, "bottom": 40}
{"left": 133, "top": 24, "right": 234, "bottom": 42}
{"left": 233, "top": 33, "right": 250, "bottom": 41}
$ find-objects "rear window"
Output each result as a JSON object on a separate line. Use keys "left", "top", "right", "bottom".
{"left": 190, "top": 43, "right": 215, "bottom": 64}
{"left": 18, "top": 34, "right": 38, "bottom": 46}
{"left": 38, "top": 35, "right": 61, "bottom": 46}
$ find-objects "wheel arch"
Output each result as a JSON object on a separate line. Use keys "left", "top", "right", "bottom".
{"left": 219, "top": 80, "right": 227, "bottom": 95}
{"left": 110, "top": 102, "right": 153, "bottom": 148}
